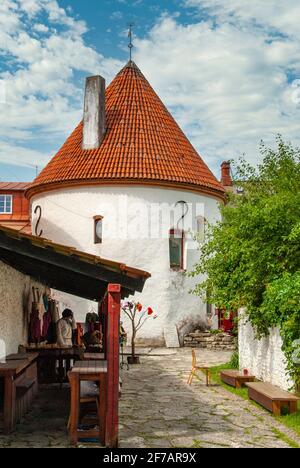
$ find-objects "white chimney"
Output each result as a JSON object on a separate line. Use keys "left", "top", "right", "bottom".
{"left": 82, "top": 75, "right": 106, "bottom": 150}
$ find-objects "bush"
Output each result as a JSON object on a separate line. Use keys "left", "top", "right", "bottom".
{"left": 229, "top": 351, "right": 239, "bottom": 369}
{"left": 190, "top": 137, "right": 300, "bottom": 386}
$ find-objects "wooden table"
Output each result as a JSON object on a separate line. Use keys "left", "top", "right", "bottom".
{"left": 68, "top": 360, "right": 107, "bottom": 446}
{"left": 83, "top": 353, "right": 105, "bottom": 361}
{"left": 25, "top": 346, "right": 82, "bottom": 386}
{"left": 0, "top": 353, "right": 38, "bottom": 434}
{"left": 220, "top": 370, "right": 256, "bottom": 388}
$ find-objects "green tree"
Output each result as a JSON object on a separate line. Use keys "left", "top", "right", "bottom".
{"left": 190, "top": 137, "right": 300, "bottom": 386}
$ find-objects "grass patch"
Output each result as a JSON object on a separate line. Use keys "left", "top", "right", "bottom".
{"left": 209, "top": 362, "right": 300, "bottom": 440}
{"left": 192, "top": 440, "right": 203, "bottom": 448}
{"left": 271, "top": 427, "right": 300, "bottom": 448}
{"left": 276, "top": 404, "right": 300, "bottom": 438}
{"left": 209, "top": 363, "right": 248, "bottom": 400}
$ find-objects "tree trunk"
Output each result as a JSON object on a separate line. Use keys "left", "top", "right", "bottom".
{"left": 131, "top": 323, "right": 136, "bottom": 358}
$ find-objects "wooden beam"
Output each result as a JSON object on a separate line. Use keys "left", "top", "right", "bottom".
{"left": 105, "top": 284, "right": 121, "bottom": 448}
{"left": 0, "top": 231, "right": 145, "bottom": 292}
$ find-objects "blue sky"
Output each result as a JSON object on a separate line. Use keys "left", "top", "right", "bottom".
{"left": 0, "top": 0, "right": 300, "bottom": 182}
{"left": 59, "top": 0, "right": 197, "bottom": 59}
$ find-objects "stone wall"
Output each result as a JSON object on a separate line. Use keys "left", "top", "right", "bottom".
{"left": 238, "top": 314, "right": 294, "bottom": 391}
{"left": 0, "top": 260, "right": 44, "bottom": 356}
{"left": 184, "top": 331, "right": 236, "bottom": 351}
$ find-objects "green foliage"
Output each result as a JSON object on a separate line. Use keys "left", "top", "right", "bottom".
{"left": 190, "top": 137, "right": 300, "bottom": 386}
{"left": 209, "top": 329, "right": 223, "bottom": 335}
{"left": 229, "top": 351, "right": 239, "bottom": 369}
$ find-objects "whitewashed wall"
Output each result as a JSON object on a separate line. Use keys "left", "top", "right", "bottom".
{"left": 239, "top": 313, "right": 293, "bottom": 390}
{"left": 31, "top": 185, "right": 221, "bottom": 346}
{"left": 0, "top": 261, "right": 43, "bottom": 356}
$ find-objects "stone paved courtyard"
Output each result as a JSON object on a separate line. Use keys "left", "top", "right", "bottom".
{"left": 0, "top": 348, "right": 299, "bottom": 448}
{"left": 119, "top": 349, "right": 300, "bottom": 448}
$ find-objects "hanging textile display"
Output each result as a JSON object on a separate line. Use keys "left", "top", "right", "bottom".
{"left": 29, "top": 287, "right": 42, "bottom": 343}
{"left": 27, "top": 286, "right": 61, "bottom": 344}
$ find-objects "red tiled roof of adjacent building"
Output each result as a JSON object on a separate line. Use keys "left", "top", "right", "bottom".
{"left": 0, "top": 182, "right": 30, "bottom": 230}
{"left": 0, "top": 182, "right": 29, "bottom": 191}
{"left": 27, "top": 61, "right": 225, "bottom": 200}
{"left": 0, "top": 221, "right": 32, "bottom": 234}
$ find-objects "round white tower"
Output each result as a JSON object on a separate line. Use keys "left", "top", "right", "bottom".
{"left": 26, "top": 61, "right": 225, "bottom": 347}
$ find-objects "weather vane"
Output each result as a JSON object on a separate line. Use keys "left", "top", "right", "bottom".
{"left": 128, "top": 23, "right": 134, "bottom": 62}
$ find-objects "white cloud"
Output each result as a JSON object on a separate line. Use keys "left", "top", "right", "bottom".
{"left": 0, "top": 141, "right": 49, "bottom": 168}
{"left": 1, "top": 0, "right": 300, "bottom": 179}
{"left": 33, "top": 23, "right": 49, "bottom": 33}
{"left": 0, "top": 0, "right": 122, "bottom": 170}
{"left": 134, "top": 8, "right": 300, "bottom": 173}
{"left": 110, "top": 11, "right": 123, "bottom": 21}
{"left": 19, "top": 0, "right": 43, "bottom": 17}
{"left": 186, "top": 0, "right": 300, "bottom": 39}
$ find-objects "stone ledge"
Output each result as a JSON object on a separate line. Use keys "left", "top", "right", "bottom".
{"left": 183, "top": 331, "right": 235, "bottom": 351}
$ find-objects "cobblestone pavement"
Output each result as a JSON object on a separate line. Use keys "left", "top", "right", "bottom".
{"left": 119, "top": 348, "right": 300, "bottom": 449}
{"left": 0, "top": 348, "right": 299, "bottom": 448}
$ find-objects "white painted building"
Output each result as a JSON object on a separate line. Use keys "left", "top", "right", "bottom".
{"left": 26, "top": 61, "right": 225, "bottom": 347}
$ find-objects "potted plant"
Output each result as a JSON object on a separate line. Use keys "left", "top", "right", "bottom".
{"left": 121, "top": 301, "right": 156, "bottom": 364}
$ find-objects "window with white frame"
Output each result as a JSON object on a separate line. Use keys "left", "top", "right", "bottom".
{"left": 0, "top": 195, "right": 12, "bottom": 214}
{"left": 169, "top": 228, "right": 185, "bottom": 270}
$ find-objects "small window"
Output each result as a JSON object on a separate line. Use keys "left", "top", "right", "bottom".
{"left": 169, "top": 228, "right": 184, "bottom": 270}
{"left": 0, "top": 195, "right": 12, "bottom": 214}
{"left": 94, "top": 216, "right": 103, "bottom": 244}
{"left": 196, "top": 216, "right": 206, "bottom": 242}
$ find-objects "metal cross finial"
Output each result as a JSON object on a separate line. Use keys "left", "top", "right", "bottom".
{"left": 128, "top": 23, "right": 134, "bottom": 61}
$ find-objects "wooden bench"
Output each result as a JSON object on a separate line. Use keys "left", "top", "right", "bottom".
{"left": 246, "top": 382, "right": 300, "bottom": 416}
{"left": 68, "top": 360, "right": 107, "bottom": 446}
{"left": 0, "top": 353, "right": 38, "bottom": 433}
{"left": 220, "top": 370, "right": 255, "bottom": 389}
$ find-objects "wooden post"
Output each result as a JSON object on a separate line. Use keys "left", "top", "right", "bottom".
{"left": 68, "top": 372, "right": 80, "bottom": 446}
{"left": 289, "top": 401, "right": 298, "bottom": 414}
{"left": 4, "top": 375, "right": 16, "bottom": 434}
{"left": 101, "top": 293, "right": 108, "bottom": 359}
{"left": 105, "top": 284, "right": 121, "bottom": 448}
{"left": 272, "top": 401, "right": 281, "bottom": 416}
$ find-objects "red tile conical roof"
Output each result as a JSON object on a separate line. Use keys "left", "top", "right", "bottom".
{"left": 27, "top": 61, "right": 225, "bottom": 200}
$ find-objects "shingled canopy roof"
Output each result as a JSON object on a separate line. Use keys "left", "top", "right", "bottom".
{"left": 27, "top": 61, "right": 225, "bottom": 201}
{"left": 0, "top": 225, "right": 150, "bottom": 301}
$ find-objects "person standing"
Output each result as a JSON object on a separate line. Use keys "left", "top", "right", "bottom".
{"left": 57, "top": 309, "right": 77, "bottom": 348}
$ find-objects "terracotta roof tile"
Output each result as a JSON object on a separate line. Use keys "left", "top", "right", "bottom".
{"left": 0, "top": 182, "right": 29, "bottom": 191}
{"left": 0, "top": 221, "right": 32, "bottom": 234}
{"left": 28, "top": 61, "right": 224, "bottom": 198}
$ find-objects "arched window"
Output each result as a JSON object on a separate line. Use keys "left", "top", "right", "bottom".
{"left": 169, "top": 229, "right": 184, "bottom": 270}
{"left": 94, "top": 215, "right": 103, "bottom": 244}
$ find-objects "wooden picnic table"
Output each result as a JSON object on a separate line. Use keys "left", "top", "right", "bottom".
{"left": 68, "top": 360, "right": 107, "bottom": 446}
{"left": 0, "top": 353, "right": 39, "bottom": 433}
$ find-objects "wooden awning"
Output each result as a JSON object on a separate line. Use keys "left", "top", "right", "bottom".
{"left": 0, "top": 225, "right": 150, "bottom": 301}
